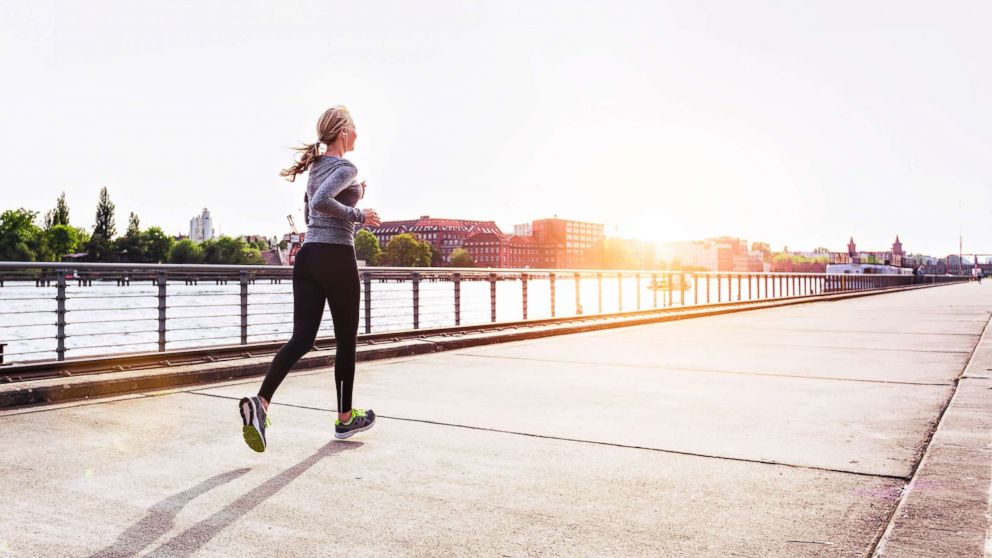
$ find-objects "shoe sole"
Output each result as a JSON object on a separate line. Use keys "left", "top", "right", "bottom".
{"left": 240, "top": 399, "right": 266, "bottom": 453}
{"left": 335, "top": 419, "right": 375, "bottom": 440}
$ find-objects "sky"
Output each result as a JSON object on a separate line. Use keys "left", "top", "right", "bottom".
{"left": 1, "top": 1, "right": 990, "bottom": 257}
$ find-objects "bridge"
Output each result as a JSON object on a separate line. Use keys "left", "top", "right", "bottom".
{"left": 0, "top": 272, "right": 989, "bottom": 556}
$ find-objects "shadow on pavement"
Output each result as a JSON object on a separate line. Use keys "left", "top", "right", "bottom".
{"left": 92, "top": 441, "right": 362, "bottom": 558}
{"left": 89, "top": 468, "right": 251, "bottom": 558}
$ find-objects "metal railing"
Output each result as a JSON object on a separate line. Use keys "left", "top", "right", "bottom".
{"left": 0, "top": 261, "right": 967, "bottom": 365}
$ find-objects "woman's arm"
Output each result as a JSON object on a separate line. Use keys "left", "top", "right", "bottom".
{"left": 310, "top": 165, "right": 365, "bottom": 223}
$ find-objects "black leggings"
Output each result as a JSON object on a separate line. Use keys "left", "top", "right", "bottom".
{"left": 258, "top": 242, "right": 360, "bottom": 412}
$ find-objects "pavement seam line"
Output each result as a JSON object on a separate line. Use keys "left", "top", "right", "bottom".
{"left": 867, "top": 306, "right": 992, "bottom": 557}
{"left": 452, "top": 353, "right": 955, "bottom": 387}
{"left": 185, "top": 390, "right": 910, "bottom": 481}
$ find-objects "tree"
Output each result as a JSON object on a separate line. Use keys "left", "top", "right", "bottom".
{"left": 44, "top": 224, "right": 84, "bottom": 260}
{"left": 0, "top": 208, "right": 43, "bottom": 261}
{"left": 427, "top": 242, "right": 443, "bottom": 267}
{"left": 243, "top": 248, "right": 264, "bottom": 265}
{"left": 116, "top": 213, "right": 145, "bottom": 262}
{"left": 381, "top": 234, "right": 430, "bottom": 267}
{"left": 202, "top": 235, "right": 262, "bottom": 265}
{"left": 449, "top": 248, "right": 475, "bottom": 267}
{"left": 168, "top": 239, "right": 205, "bottom": 264}
{"left": 93, "top": 187, "right": 116, "bottom": 239}
{"left": 127, "top": 212, "right": 140, "bottom": 236}
{"left": 142, "top": 227, "right": 174, "bottom": 263}
{"left": 252, "top": 238, "right": 270, "bottom": 251}
{"left": 354, "top": 229, "right": 382, "bottom": 265}
{"left": 44, "top": 192, "right": 71, "bottom": 229}
{"left": 86, "top": 187, "right": 118, "bottom": 261}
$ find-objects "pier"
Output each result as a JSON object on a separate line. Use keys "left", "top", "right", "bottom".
{"left": 1, "top": 281, "right": 989, "bottom": 556}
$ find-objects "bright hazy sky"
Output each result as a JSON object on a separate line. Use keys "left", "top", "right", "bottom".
{"left": 1, "top": 1, "right": 990, "bottom": 257}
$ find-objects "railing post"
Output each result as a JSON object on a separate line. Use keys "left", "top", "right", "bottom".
{"left": 748, "top": 275, "right": 752, "bottom": 300}
{"left": 412, "top": 272, "right": 421, "bottom": 329}
{"left": 680, "top": 273, "right": 686, "bottom": 306}
{"left": 635, "top": 273, "right": 641, "bottom": 310}
{"left": 737, "top": 274, "right": 742, "bottom": 301}
{"left": 597, "top": 272, "right": 603, "bottom": 314}
{"left": 667, "top": 273, "right": 673, "bottom": 307}
{"left": 574, "top": 272, "right": 582, "bottom": 315}
{"left": 239, "top": 271, "right": 248, "bottom": 345}
{"left": 489, "top": 272, "right": 497, "bottom": 322}
{"left": 550, "top": 272, "right": 556, "bottom": 317}
{"left": 617, "top": 272, "right": 623, "bottom": 312}
{"left": 764, "top": 275, "right": 769, "bottom": 299}
{"left": 717, "top": 275, "right": 722, "bottom": 303}
{"left": 453, "top": 273, "right": 461, "bottom": 326}
{"left": 706, "top": 275, "right": 711, "bottom": 304}
{"left": 363, "top": 273, "right": 372, "bottom": 333}
{"left": 521, "top": 272, "right": 528, "bottom": 320}
{"left": 56, "top": 269, "right": 66, "bottom": 361}
{"left": 652, "top": 273, "right": 658, "bottom": 308}
{"left": 694, "top": 274, "right": 699, "bottom": 305}
{"left": 157, "top": 271, "right": 167, "bottom": 351}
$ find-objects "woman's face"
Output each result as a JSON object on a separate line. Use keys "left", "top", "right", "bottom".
{"left": 344, "top": 126, "right": 358, "bottom": 152}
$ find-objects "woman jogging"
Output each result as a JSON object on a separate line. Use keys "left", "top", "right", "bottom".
{"left": 239, "top": 106, "right": 382, "bottom": 452}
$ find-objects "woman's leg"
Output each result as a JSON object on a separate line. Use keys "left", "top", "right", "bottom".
{"left": 257, "top": 251, "right": 327, "bottom": 403}
{"left": 317, "top": 247, "right": 361, "bottom": 415}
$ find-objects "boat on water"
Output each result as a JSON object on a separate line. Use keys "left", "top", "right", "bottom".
{"left": 647, "top": 275, "right": 692, "bottom": 290}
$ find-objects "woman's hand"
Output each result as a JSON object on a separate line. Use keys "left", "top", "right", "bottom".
{"left": 363, "top": 208, "right": 381, "bottom": 226}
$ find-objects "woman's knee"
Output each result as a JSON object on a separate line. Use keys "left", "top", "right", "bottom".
{"left": 285, "top": 334, "right": 318, "bottom": 354}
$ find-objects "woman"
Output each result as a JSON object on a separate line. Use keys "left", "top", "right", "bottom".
{"left": 239, "top": 105, "right": 382, "bottom": 452}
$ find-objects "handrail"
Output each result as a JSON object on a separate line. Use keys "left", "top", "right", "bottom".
{"left": 0, "top": 261, "right": 969, "bottom": 367}
{"left": 0, "top": 260, "right": 965, "bottom": 277}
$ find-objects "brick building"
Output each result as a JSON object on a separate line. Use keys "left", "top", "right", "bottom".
{"left": 530, "top": 218, "right": 605, "bottom": 268}
{"left": 361, "top": 216, "right": 502, "bottom": 265}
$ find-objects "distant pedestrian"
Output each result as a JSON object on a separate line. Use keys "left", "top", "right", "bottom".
{"left": 239, "top": 106, "right": 381, "bottom": 452}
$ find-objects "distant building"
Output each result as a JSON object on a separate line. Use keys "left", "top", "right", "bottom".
{"left": 189, "top": 208, "right": 215, "bottom": 243}
{"left": 708, "top": 236, "right": 752, "bottom": 272}
{"left": 843, "top": 236, "right": 906, "bottom": 267}
{"left": 462, "top": 231, "right": 507, "bottom": 268}
{"left": 826, "top": 263, "right": 913, "bottom": 275}
{"left": 531, "top": 218, "right": 605, "bottom": 268}
{"left": 657, "top": 237, "right": 763, "bottom": 272}
{"left": 513, "top": 223, "right": 533, "bottom": 237}
{"left": 656, "top": 241, "right": 716, "bottom": 271}
{"left": 360, "top": 215, "right": 502, "bottom": 265}
{"left": 461, "top": 233, "right": 544, "bottom": 269}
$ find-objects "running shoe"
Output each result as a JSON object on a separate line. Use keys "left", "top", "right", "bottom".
{"left": 335, "top": 408, "right": 376, "bottom": 439}
{"left": 239, "top": 396, "right": 271, "bottom": 452}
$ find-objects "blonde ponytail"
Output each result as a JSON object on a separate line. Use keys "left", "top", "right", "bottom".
{"left": 279, "top": 105, "right": 355, "bottom": 182}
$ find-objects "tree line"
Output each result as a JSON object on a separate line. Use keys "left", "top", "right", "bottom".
{"left": 0, "top": 188, "right": 269, "bottom": 265}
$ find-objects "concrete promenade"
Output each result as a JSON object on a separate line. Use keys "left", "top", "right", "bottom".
{"left": 2, "top": 283, "right": 991, "bottom": 557}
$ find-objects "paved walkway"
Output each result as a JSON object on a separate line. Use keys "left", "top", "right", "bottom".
{"left": 2, "top": 283, "right": 990, "bottom": 557}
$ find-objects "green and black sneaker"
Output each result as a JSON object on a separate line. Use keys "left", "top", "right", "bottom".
{"left": 239, "top": 396, "right": 271, "bottom": 452}
{"left": 335, "top": 408, "right": 375, "bottom": 440}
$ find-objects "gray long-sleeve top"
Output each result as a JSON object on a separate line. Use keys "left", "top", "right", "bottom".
{"left": 303, "top": 155, "right": 366, "bottom": 246}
